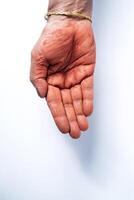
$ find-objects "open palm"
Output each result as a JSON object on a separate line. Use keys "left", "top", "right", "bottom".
{"left": 30, "top": 17, "right": 96, "bottom": 138}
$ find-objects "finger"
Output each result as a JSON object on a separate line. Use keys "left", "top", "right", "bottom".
{"left": 81, "top": 76, "right": 94, "bottom": 116}
{"left": 47, "top": 72, "right": 65, "bottom": 89}
{"left": 65, "top": 64, "right": 94, "bottom": 88}
{"left": 61, "top": 89, "right": 80, "bottom": 139}
{"left": 71, "top": 84, "right": 88, "bottom": 131}
{"left": 46, "top": 85, "right": 69, "bottom": 133}
{"left": 30, "top": 50, "right": 48, "bottom": 98}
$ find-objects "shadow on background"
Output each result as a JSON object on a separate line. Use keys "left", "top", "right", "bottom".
{"left": 63, "top": 1, "right": 117, "bottom": 185}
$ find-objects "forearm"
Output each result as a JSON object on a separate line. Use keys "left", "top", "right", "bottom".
{"left": 48, "top": 0, "right": 93, "bottom": 17}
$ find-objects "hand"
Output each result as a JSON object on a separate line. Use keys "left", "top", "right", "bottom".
{"left": 30, "top": 16, "right": 96, "bottom": 139}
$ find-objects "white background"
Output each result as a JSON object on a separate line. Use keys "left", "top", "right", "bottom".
{"left": 0, "top": 0, "right": 134, "bottom": 199}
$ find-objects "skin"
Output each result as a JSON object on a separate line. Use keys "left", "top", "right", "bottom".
{"left": 48, "top": 0, "right": 93, "bottom": 17}
{"left": 30, "top": 0, "right": 96, "bottom": 139}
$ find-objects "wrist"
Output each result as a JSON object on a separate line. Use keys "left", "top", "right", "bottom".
{"left": 48, "top": 0, "right": 93, "bottom": 17}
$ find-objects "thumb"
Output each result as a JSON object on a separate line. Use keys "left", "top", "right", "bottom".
{"left": 30, "top": 50, "right": 48, "bottom": 98}
{"left": 33, "top": 78, "right": 48, "bottom": 98}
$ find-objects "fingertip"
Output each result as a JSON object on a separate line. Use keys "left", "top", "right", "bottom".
{"left": 70, "top": 133, "right": 81, "bottom": 139}
{"left": 34, "top": 79, "right": 48, "bottom": 98}
{"left": 77, "top": 115, "right": 89, "bottom": 131}
{"left": 54, "top": 116, "right": 70, "bottom": 134}
{"left": 36, "top": 87, "right": 47, "bottom": 98}
{"left": 69, "top": 121, "right": 81, "bottom": 139}
{"left": 83, "top": 101, "right": 93, "bottom": 116}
